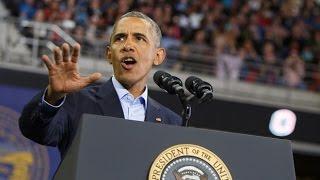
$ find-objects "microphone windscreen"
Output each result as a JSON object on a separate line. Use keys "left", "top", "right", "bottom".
{"left": 153, "top": 70, "right": 170, "bottom": 88}
{"left": 185, "top": 76, "right": 201, "bottom": 94}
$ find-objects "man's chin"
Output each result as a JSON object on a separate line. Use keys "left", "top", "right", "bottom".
{"left": 115, "top": 76, "right": 136, "bottom": 87}
{"left": 115, "top": 75, "right": 147, "bottom": 89}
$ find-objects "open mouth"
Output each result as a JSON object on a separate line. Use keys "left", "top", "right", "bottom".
{"left": 121, "top": 57, "right": 137, "bottom": 70}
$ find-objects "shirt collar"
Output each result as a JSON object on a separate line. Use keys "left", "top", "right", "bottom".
{"left": 111, "top": 76, "right": 148, "bottom": 108}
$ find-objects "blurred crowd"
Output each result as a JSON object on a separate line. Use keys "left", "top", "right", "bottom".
{"left": 3, "top": 0, "right": 320, "bottom": 92}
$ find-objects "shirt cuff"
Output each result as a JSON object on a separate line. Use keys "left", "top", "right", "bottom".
{"left": 41, "top": 88, "right": 66, "bottom": 113}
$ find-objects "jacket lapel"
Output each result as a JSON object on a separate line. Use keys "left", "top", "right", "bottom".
{"left": 96, "top": 79, "right": 124, "bottom": 118}
{"left": 145, "top": 97, "right": 167, "bottom": 124}
{"left": 95, "top": 79, "right": 169, "bottom": 124}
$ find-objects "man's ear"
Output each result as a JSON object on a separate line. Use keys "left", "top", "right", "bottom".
{"left": 153, "top": 48, "right": 166, "bottom": 66}
{"left": 105, "top": 45, "right": 112, "bottom": 64}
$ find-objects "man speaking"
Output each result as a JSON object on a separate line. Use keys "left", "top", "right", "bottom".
{"left": 19, "top": 11, "right": 182, "bottom": 159}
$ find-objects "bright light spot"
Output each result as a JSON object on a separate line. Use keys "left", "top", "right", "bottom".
{"left": 269, "top": 109, "right": 297, "bottom": 137}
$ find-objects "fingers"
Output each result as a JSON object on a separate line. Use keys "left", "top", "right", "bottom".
{"left": 62, "top": 43, "right": 70, "bottom": 62}
{"left": 53, "top": 43, "right": 80, "bottom": 63}
{"left": 42, "top": 43, "right": 80, "bottom": 69}
{"left": 42, "top": 55, "right": 54, "bottom": 70}
{"left": 53, "top": 47, "right": 62, "bottom": 65}
{"left": 71, "top": 43, "right": 80, "bottom": 63}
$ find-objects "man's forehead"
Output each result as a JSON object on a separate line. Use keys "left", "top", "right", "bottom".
{"left": 113, "top": 17, "right": 152, "bottom": 34}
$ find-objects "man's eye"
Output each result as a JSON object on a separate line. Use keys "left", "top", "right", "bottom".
{"left": 136, "top": 36, "right": 145, "bottom": 41}
{"left": 115, "top": 37, "right": 125, "bottom": 41}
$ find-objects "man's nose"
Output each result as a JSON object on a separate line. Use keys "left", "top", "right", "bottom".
{"left": 122, "top": 37, "right": 134, "bottom": 52}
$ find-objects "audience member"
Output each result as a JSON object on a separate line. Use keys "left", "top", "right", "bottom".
{"left": 282, "top": 49, "right": 307, "bottom": 89}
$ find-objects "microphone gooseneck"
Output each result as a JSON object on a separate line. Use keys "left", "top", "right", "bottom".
{"left": 153, "top": 70, "right": 191, "bottom": 126}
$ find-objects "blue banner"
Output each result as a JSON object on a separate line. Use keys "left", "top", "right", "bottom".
{"left": 0, "top": 84, "right": 60, "bottom": 180}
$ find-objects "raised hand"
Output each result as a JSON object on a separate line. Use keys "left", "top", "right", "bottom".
{"left": 42, "top": 43, "right": 102, "bottom": 104}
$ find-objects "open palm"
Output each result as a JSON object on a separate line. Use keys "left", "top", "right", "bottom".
{"left": 42, "top": 43, "right": 102, "bottom": 103}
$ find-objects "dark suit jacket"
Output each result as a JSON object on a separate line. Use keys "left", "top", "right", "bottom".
{"left": 19, "top": 79, "right": 182, "bottom": 158}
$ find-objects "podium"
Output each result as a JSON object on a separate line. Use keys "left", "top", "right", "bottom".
{"left": 54, "top": 114, "right": 295, "bottom": 180}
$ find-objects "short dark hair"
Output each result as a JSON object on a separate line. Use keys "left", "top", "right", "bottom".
{"left": 110, "top": 11, "right": 162, "bottom": 47}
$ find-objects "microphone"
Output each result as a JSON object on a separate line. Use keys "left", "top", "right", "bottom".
{"left": 153, "top": 71, "right": 184, "bottom": 96}
{"left": 185, "top": 76, "right": 213, "bottom": 103}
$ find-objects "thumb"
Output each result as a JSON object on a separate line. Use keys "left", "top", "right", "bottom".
{"left": 83, "top": 72, "right": 102, "bottom": 84}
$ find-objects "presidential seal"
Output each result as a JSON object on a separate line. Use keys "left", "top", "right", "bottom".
{"left": 149, "top": 144, "right": 232, "bottom": 180}
{"left": 0, "top": 105, "right": 50, "bottom": 180}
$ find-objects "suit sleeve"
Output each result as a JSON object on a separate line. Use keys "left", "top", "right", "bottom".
{"left": 18, "top": 90, "right": 76, "bottom": 148}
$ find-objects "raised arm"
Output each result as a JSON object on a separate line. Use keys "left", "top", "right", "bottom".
{"left": 19, "top": 43, "right": 102, "bottom": 149}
